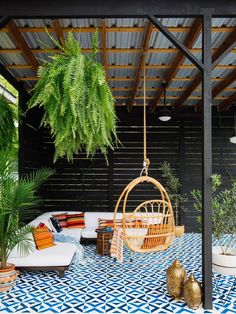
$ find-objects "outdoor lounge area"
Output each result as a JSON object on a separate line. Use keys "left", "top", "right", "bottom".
{"left": 0, "top": 1, "right": 236, "bottom": 313}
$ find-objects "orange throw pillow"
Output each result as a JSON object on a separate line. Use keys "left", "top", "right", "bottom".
{"left": 33, "top": 223, "right": 55, "bottom": 250}
{"left": 142, "top": 224, "right": 173, "bottom": 249}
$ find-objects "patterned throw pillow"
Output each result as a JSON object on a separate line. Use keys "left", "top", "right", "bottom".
{"left": 33, "top": 223, "right": 55, "bottom": 250}
{"left": 66, "top": 213, "right": 85, "bottom": 229}
{"left": 98, "top": 218, "right": 122, "bottom": 229}
{"left": 52, "top": 213, "right": 67, "bottom": 228}
{"left": 49, "top": 217, "right": 62, "bottom": 233}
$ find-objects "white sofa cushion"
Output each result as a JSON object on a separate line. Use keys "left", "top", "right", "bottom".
{"left": 8, "top": 243, "right": 77, "bottom": 267}
{"left": 81, "top": 227, "right": 98, "bottom": 239}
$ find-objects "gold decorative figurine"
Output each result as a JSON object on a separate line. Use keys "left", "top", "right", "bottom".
{"left": 166, "top": 260, "right": 187, "bottom": 299}
{"left": 183, "top": 273, "right": 202, "bottom": 309}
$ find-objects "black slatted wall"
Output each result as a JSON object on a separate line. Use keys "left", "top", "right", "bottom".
{"left": 21, "top": 107, "right": 236, "bottom": 232}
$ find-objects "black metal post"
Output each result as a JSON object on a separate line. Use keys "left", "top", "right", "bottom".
{"left": 179, "top": 121, "right": 185, "bottom": 226}
{"left": 202, "top": 10, "right": 213, "bottom": 310}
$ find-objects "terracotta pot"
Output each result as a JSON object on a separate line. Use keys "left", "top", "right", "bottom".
{"left": 175, "top": 225, "right": 185, "bottom": 237}
{"left": 166, "top": 260, "right": 187, "bottom": 299}
{"left": 213, "top": 246, "right": 236, "bottom": 276}
{"left": 183, "top": 273, "right": 202, "bottom": 310}
{"left": 0, "top": 263, "right": 19, "bottom": 292}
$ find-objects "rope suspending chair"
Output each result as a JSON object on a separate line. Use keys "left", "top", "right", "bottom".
{"left": 113, "top": 61, "right": 175, "bottom": 254}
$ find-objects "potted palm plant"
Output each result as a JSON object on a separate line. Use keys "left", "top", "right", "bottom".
{"left": 160, "top": 161, "right": 187, "bottom": 236}
{"left": 191, "top": 174, "right": 236, "bottom": 276}
{"left": 0, "top": 151, "right": 54, "bottom": 291}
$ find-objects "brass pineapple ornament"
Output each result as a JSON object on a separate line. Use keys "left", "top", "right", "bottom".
{"left": 166, "top": 260, "right": 187, "bottom": 299}
{"left": 183, "top": 273, "right": 202, "bottom": 309}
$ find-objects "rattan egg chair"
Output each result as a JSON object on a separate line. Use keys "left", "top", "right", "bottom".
{"left": 113, "top": 64, "right": 175, "bottom": 253}
{"left": 114, "top": 175, "right": 175, "bottom": 253}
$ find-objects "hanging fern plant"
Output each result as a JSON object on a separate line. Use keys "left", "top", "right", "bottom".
{"left": 28, "top": 31, "right": 117, "bottom": 162}
{"left": 0, "top": 95, "right": 17, "bottom": 150}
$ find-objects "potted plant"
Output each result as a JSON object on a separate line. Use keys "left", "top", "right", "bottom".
{"left": 160, "top": 161, "right": 187, "bottom": 236}
{"left": 28, "top": 31, "right": 117, "bottom": 162}
{"left": 0, "top": 151, "right": 54, "bottom": 291}
{"left": 191, "top": 174, "right": 236, "bottom": 275}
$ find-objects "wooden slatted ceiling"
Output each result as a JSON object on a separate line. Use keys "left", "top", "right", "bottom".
{"left": 174, "top": 27, "right": 236, "bottom": 110}
{"left": 0, "top": 19, "right": 236, "bottom": 111}
{"left": 151, "top": 18, "right": 202, "bottom": 110}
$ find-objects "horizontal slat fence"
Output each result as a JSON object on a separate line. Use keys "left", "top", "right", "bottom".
{"left": 20, "top": 107, "right": 236, "bottom": 232}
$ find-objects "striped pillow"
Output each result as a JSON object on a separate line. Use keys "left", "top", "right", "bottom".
{"left": 33, "top": 223, "right": 55, "bottom": 250}
{"left": 52, "top": 213, "right": 67, "bottom": 228}
{"left": 66, "top": 213, "right": 85, "bottom": 229}
{"left": 98, "top": 218, "right": 122, "bottom": 229}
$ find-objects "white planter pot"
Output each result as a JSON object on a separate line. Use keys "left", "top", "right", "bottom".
{"left": 212, "top": 246, "right": 236, "bottom": 276}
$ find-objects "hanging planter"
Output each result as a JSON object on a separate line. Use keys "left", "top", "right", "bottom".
{"left": 28, "top": 31, "right": 117, "bottom": 162}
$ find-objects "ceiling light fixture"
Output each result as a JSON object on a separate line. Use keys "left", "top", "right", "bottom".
{"left": 158, "top": 82, "right": 172, "bottom": 122}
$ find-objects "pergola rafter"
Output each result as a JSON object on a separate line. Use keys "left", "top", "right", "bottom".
{"left": 52, "top": 19, "right": 65, "bottom": 46}
{"left": 5, "top": 19, "right": 39, "bottom": 73}
{"left": 173, "top": 27, "right": 236, "bottom": 110}
{"left": 151, "top": 18, "right": 202, "bottom": 110}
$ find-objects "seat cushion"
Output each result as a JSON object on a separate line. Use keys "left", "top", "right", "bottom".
{"left": 8, "top": 243, "right": 77, "bottom": 267}
{"left": 81, "top": 227, "right": 97, "bottom": 239}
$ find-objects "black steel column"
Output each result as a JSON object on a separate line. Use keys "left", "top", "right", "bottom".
{"left": 179, "top": 121, "right": 185, "bottom": 226}
{"left": 202, "top": 11, "right": 213, "bottom": 310}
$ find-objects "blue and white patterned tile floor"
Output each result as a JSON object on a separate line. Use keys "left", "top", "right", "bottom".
{"left": 0, "top": 233, "right": 235, "bottom": 314}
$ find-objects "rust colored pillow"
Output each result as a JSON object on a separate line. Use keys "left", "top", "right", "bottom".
{"left": 66, "top": 213, "right": 85, "bottom": 228}
{"left": 33, "top": 223, "right": 55, "bottom": 250}
{"left": 141, "top": 224, "right": 173, "bottom": 249}
{"left": 98, "top": 219, "right": 122, "bottom": 228}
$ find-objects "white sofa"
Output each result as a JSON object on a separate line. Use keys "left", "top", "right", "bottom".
{"left": 8, "top": 211, "right": 83, "bottom": 277}
{"left": 8, "top": 211, "right": 122, "bottom": 276}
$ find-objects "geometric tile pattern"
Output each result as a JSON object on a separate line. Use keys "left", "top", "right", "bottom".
{"left": 0, "top": 233, "right": 235, "bottom": 313}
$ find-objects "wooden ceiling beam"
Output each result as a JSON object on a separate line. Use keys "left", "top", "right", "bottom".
{"left": 5, "top": 20, "right": 39, "bottom": 72}
{"left": 151, "top": 18, "right": 202, "bottom": 110}
{"left": 115, "top": 95, "right": 230, "bottom": 100}
{"left": 218, "top": 92, "right": 236, "bottom": 112}
{"left": 174, "top": 27, "right": 236, "bottom": 110}
{"left": 52, "top": 19, "right": 64, "bottom": 46}
{"left": 2, "top": 47, "right": 236, "bottom": 54}
{"left": 7, "top": 64, "right": 236, "bottom": 70}
{"left": 129, "top": 21, "right": 153, "bottom": 109}
{"left": 17, "top": 76, "right": 227, "bottom": 82}
{"left": 1, "top": 26, "right": 235, "bottom": 33}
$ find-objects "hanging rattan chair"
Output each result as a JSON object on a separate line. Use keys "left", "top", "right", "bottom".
{"left": 113, "top": 60, "right": 175, "bottom": 254}
{"left": 114, "top": 175, "right": 175, "bottom": 253}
